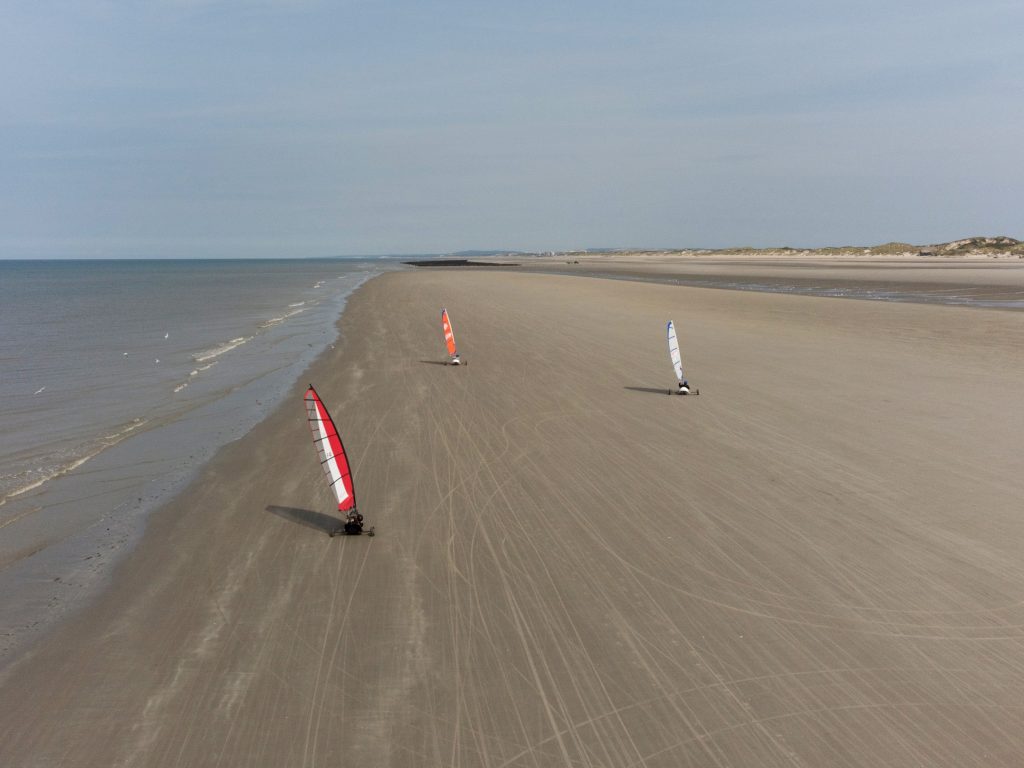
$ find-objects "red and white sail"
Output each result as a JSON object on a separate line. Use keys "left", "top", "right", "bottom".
{"left": 304, "top": 385, "right": 356, "bottom": 513}
{"left": 441, "top": 308, "right": 458, "bottom": 358}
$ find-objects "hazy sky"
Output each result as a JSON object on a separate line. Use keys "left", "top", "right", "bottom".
{"left": 2, "top": 0, "right": 1021, "bottom": 257}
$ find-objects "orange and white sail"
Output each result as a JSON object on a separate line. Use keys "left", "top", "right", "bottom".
{"left": 441, "top": 308, "right": 458, "bottom": 359}
{"left": 304, "top": 384, "right": 356, "bottom": 513}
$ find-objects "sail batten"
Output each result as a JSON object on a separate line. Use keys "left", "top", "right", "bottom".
{"left": 304, "top": 385, "right": 356, "bottom": 513}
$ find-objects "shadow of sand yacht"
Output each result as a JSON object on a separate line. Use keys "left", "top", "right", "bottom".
{"left": 623, "top": 386, "right": 672, "bottom": 395}
{"left": 266, "top": 505, "right": 340, "bottom": 535}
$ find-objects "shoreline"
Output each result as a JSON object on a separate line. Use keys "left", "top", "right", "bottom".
{"left": 0, "top": 266, "right": 381, "bottom": 669}
{"left": 3, "top": 265, "right": 1023, "bottom": 766}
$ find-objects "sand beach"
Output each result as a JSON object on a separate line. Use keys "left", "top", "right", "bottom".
{"left": 2, "top": 265, "right": 1024, "bottom": 767}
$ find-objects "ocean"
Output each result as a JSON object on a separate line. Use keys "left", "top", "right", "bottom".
{"left": 0, "top": 258, "right": 397, "bottom": 661}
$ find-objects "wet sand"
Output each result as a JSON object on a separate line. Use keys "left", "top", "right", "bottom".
{"left": 2, "top": 268, "right": 1024, "bottom": 767}
{"left": 519, "top": 254, "right": 1024, "bottom": 308}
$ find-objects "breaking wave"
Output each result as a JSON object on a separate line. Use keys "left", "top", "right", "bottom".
{"left": 0, "top": 418, "right": 147, "bottom": 508}
{"left": 193, "top": 337, "right": 250, "bottom": 363}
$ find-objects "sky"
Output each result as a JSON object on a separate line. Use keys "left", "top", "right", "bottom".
{"left": 1, "top": 0, "right": 1021, "bottom": 258}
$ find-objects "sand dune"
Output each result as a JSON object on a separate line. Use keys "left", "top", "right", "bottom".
{"left": 2, "top": 269, "right": 1023, "bottom": 767}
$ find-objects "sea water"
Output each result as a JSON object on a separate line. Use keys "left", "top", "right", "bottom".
{"left": 0, "top": 258, "right": 398, "bottom": 661}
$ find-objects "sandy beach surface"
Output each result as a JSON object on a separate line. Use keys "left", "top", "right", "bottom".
{"left": 2, "top": 268, "right": 1024, "bottom": 767}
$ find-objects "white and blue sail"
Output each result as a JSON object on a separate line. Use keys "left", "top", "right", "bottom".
{"left": 667, "top": 320, "right": 685, "bottom": 384}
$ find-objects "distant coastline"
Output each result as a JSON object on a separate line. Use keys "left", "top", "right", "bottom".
{"left": 430, "top": 236, "right": 1024, "bottom": 263}
{"left": 447, "top": 240, "right": 1024, "bottom": 312}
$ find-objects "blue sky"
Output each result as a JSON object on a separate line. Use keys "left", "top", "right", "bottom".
{"left": 1, "top": 0, "right": 1021, "bottom": 257}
